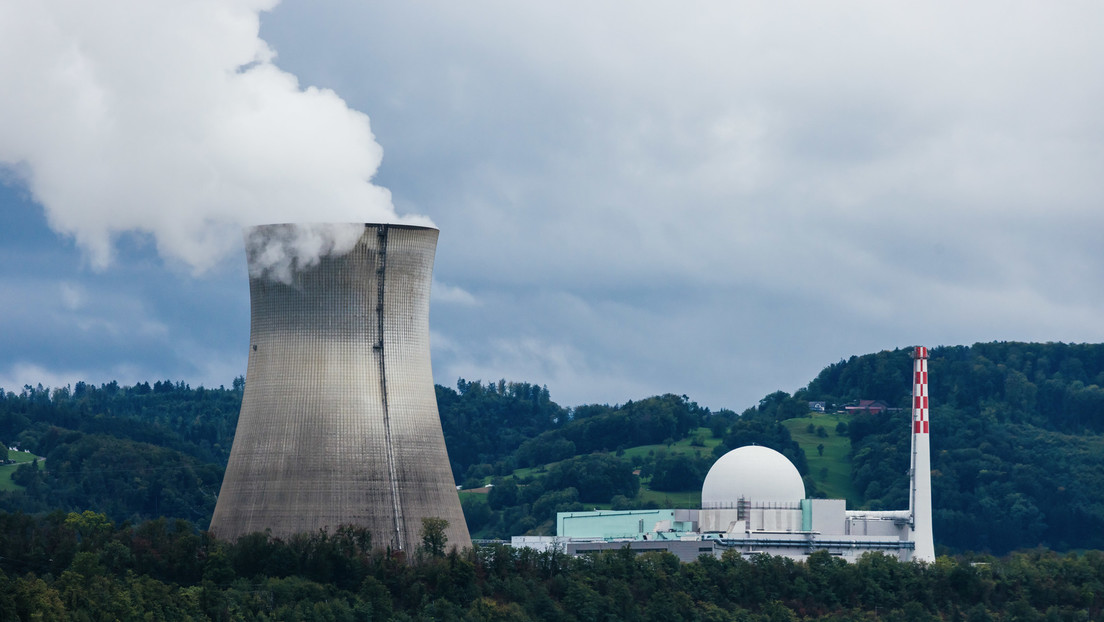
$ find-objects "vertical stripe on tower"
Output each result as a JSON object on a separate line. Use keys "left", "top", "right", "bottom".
{"left": 912, "top": 348, "right": 929, "bottom": 435}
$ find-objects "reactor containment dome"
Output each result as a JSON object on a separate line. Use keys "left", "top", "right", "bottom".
{"left": 701, "top": 446, "right": 806, "bottom": 508}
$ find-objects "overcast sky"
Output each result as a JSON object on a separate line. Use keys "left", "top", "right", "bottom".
{"left": 2, "top": 1, "right": 1103, "bottom": 412}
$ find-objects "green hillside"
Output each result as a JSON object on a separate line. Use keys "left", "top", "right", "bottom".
{"left": 0, "top": 450, "right": 39, "bottom": 492}
{"left": 463, "top": 427, "right": 719, "bottom": 538}
{"left": 4, "top": 341, "right": 1104, "bottom": 554}
{"left": 781, "top": 413, "right": 858, "bottom": 504}
{"left": 0, "top": 508, "right": 1100, "bottom": 621}
{"left": 452, "top": 342, "right": 1104, "bottom": 553}
{"left": 803, "top": 343, "right": 1104, "bottom": 553}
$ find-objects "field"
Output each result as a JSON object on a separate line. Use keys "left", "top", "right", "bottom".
{"left": 781, "top": 413, "right": 859, "bottom": 504}
{"left": 624, "top": 428, "right": 716, "bottom": 506}
{"left": 0, "top": 450, "right": 40, "bottom": 492}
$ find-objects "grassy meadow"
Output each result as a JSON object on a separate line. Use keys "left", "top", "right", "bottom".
{"left": 0, "top": 450, "right": 39, "bottom": 492}
{"left": 781, "top": 412, "right": 859, "bottom": 504}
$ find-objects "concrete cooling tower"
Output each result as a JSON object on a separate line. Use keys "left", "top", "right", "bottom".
{"left": 210, "top": 223, "right": 471, "bottom": 552}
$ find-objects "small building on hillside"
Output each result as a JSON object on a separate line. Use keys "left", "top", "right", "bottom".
{"left": 844, "top": 399, "right": 890, "bottom": 415}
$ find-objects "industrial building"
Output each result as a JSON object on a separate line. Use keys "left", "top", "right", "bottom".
{"left": 514, "top": 347, "right": 935, "bottom": 562}
{"left": 210, "top": 223, "right": 471, "bottom": 552}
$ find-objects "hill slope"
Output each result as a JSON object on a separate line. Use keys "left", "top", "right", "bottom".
{"left": 801, "top": 343, "right": 1104, "bottom": 553}
{"left": 2, "top": 341, "right": 1104, "bottom": 554}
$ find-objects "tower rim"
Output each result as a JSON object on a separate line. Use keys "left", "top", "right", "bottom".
{"left": 248, "top": 222, "right": 439, "bottom": 233}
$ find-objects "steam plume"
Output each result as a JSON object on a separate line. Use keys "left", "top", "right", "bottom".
{"left": 0, "top": 0, "right": 427, "bottom": 276}
{"left": 245, "top": 222, "right": 366, "bottom": 283}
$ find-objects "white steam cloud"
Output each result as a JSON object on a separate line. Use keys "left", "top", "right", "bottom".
{"left": 0, "top": 0, "right": 428, "bottom": 275}
{"left": 245, "top": 222, "right": 365, "bottom": 283}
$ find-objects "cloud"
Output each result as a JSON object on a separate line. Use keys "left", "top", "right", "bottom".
{"left": 4, "top": 2, "right": 1104, "bottom": 411}
{"left": 433, "top": 334, "right": 656, "bottom": 408}
{"left": 58, "top": 282, "right": 85, "bottom": 311}
{"left": 0, "top": 362, "right": 85, "bottom": 394}
{"left": 260, "top": 1, "right": 1104, "bottom": 408}
{"left": 0, "top": 264, "right": 246, "bottom": 395}
{"left": 244, "top": 222, "right": 365, "bottom": 283}
{"left": 0, "top": 0, "right": 428, "bottom": 276}
{"left": 432, "top": 280, "right": 479, "bottom": 306}
{"left": 0, "top": 356, "right": 240, "bottom": 395}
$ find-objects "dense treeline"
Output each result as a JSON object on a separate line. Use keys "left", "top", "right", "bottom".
{"left": 0, "top": 378, "right": 720, "bottom": 538}
{"left": 0, "top": 381, "right": 241, "bottom": 528}
{"left": 0, "top": 380, "right": 241, "bottom": 465}
{"left": 4, "top": 510, "right": 1104, "bottom": 621}
{"left": 4, "top": 341, "right": 1104, "bottom": 554}
{"left": 512, "top": 394, "right": 707, "bottom": 468}
{"left": 448, "top": 391, "right": 754, "bottom": 538}
{"left": 437, "top": 386, "right": 710, "bottom": 483}
{"left": 436, "top": 380, "right": 565, "bottom": 483}
{"left": 9, "top": 430, "right": 222, "bottom": 525}
{"left": 805, "top": 343, "right": 1104, "bottom": 432}
{"left": 802, "top": 342, "right": 1104, "bottom": 554}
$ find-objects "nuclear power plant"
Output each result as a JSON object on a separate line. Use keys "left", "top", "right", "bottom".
{"left": 209, "top": 223, "right": 930, "bottom": 563}
{"left": 210, "top": 223, "right": 471, "bottom": 552}
{"left": 515, "top": 346, "right": 936, "bottom": 563}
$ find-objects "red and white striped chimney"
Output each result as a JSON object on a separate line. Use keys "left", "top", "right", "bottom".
{"left": 909, "top": 346, "right": 935, "bottom": 561}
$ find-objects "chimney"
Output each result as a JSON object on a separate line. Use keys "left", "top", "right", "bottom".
{"left": 908, "top": 346, "right": 935, "bottom": 562}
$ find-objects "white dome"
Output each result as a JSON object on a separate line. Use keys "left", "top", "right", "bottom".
{"left": 701, "top": 446, "right": 805, "bottom": 507}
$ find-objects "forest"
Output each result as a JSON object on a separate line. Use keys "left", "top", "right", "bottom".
{"left": 2, "top": 341, "right": 1104, "bottom": 617}
{"left": 801, "top": 343, "right": 1104, "bottom": 553}
{"left": 0, "top": 509, "right": 1102, "bottom": 621}
{"left": 3, "top": 343, "right": 1104, "bottom": 552}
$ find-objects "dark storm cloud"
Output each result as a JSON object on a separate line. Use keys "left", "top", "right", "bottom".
{"left": 256, "top": 1, "right": 1104, "bottom": 409}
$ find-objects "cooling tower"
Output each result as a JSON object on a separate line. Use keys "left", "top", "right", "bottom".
{"left": 210, "top": 223, "right": 471, "bottom": 552}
